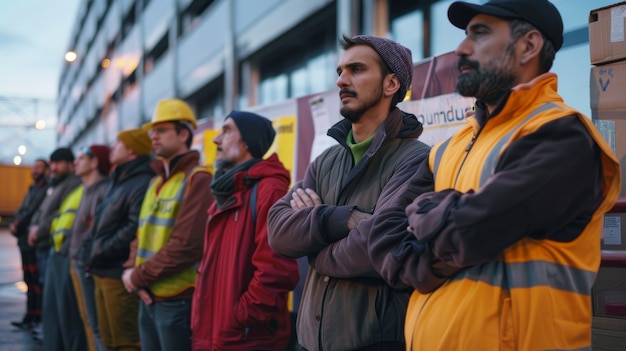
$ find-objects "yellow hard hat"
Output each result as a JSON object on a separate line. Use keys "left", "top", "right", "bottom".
{"left": 144, "top": 98, "right": 197, "bottom": 130}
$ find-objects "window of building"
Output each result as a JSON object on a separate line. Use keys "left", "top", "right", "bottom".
{"left": 179, "top": 0, "right": 214, "bottom": 36}
{"left": 391, "top": 9, "right": 424, "bottom": 62}
{"left": 186, "top": 76, "right": 225, "bottom": 123}
{"left": 390, "top": 1, "right": 424, "bottom": 61}
{"left": 144, "top": 32, "right": 169, "bottom": 75}
{"left": 121, "top": 3, "right": 136, "bottom": 39}
{"left": 254, "top": 5, "right": 337, "bottom": 106}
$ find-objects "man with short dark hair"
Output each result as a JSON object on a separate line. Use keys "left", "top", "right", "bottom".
{"left": 27, "top": 147, "right": 82, "bottom": 341}
{"left": 9, "top": 159, "right": 49, "bottom": 331}
{"left": 268, "top": 35, "right": 430, "bottom": 350}
{"left": 369, "top": 1, "right": 622, "bottom": 350}
{"left": 44, "top": 144, "right": 110, "bottom": 351}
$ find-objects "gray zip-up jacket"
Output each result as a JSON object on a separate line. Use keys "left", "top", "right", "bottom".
{"left": 268, "top": 108, "right": 430, "bottom": 351}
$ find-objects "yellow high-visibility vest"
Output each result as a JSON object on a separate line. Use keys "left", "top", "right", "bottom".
{"left": 51, "top": 184, "right": 84, "bottom": 252}
{"left": 135, "top": 167, "right": 206, "bottom": 297}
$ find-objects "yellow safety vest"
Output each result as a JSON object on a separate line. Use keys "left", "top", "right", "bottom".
{"left": 405, "top": 75, "right": 621, "bottom": 351}
{"left": 50, "top": 185, "right": 84, "bottom": 253}
{"left": 135, "top": 167, "right": 206, "bottom": 297}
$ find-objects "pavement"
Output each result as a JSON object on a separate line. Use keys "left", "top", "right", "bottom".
{"left": 0, "top": 228, "right": 43, "bottom": 351}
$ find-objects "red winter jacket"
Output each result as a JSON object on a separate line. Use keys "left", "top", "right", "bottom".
{"left": 191, "top": 154, "right": 299, "bottom": 351}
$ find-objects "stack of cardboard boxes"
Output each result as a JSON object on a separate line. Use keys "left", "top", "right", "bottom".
{"left": 589, "top": 2, "right": 626, "bottom": 348}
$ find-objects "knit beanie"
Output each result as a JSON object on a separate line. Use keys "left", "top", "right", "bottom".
{"left": 351, "top": 35, "right": 413, "bottom": 105}
{"left": 117, "top": 128, "right": 152, "bottom": 156}
{"left": 226, "top": 110, "right": 276, "bottom": 159}
{"left": 87, "top": 145, "right": 112, "bottom": 175}
{"left": 50, "top": 147, "right": 75, "bottom": 163}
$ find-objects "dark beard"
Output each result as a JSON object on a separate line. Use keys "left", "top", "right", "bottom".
{"left": 456, "top": 49, "right": 517, "bottom": 105}
{"left": 339, "top": 89, "right": 381, "bottom": 123}
{"left": 214, "top": 158, "right": 236, "bottom": 176}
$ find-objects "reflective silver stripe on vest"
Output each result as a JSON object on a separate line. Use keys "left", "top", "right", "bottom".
{"left": 138, "top": 215, "right": 176, "bottom": 228}
{"left": 137, "top": 247, "right": 156, "bottom": 260}
{"left": 55, "top": 229, "right": 73, "bottom": 236}
{"left": 479, "top": 102, "right": 561, "bottom": 187}
{"left": 432, "top": 137, "right": 452, "bottom": 181}
{"left": 453, "top": 260, "right": 595, "bottom": 295}
{"left": 137, "top": 175, "right": 189, "bottom": 228}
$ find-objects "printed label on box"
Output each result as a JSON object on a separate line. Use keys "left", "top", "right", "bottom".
{"left": 611, "top": 5, "right": 626, "bottom": 42}
{"left": 603, "top": 215, "right": 622, "bottom": 245}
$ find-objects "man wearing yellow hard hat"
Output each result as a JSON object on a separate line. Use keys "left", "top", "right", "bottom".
{"left": 121, "top": 98, "right": 214, "bottom": 351}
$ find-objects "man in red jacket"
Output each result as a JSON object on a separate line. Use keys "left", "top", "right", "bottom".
{"left": 191, "top": 111, "right": 299, "bottom": 351}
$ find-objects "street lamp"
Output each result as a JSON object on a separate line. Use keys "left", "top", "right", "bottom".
{"left": 18, "top": 145, "right": 26, "bottom": 155}
{"left": 65, "top": 50, "right": 77, "bottom": 63}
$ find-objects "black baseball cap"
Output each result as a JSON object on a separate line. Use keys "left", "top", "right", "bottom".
{"left": 49, "top": 147, "right": 75, "bottom": 163}
{"left": 448, "top": 0, "right": 563, "bottom": 51}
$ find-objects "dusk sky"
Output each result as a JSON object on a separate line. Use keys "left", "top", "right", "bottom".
{"left": 0, "top": 0, "right": 81, "bottom": 99}
{"left": 0, "top": 0, "right": 80, "bottom": 164}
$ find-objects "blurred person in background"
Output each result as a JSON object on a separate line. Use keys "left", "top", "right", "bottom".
{"left": 43, "top": 145, "right": 110, "bottom": 351}
{"left": 86, "top": 128, "right": 155, "bottom": 351}
{"left": 122, "top": 99, "right": 213, "bottom": 351}
{"left": 67, "top": 145, "right": 112, "bottom": 351}
{"left": 9, "top": 159, "right": 50, "bottom": 331}
{"left": 27, "top": 147, "right": 81, "bottom": 342}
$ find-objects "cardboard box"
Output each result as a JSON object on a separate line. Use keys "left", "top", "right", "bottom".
{"left": 593, "top": 113, "right": 626, "bottom": 199}
{"left": 590, "top": 61, "right": 626, "bottom": 113}
{"left": 590, "top": 2, "right": 626, "bottom": 65}
{"left": 593, "top": 266, "right": 626, "bottom": 316}
{"left": 592, "top": 265, "right": 626, "bottom": 348}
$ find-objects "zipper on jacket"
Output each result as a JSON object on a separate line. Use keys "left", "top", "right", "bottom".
{"left": 465, "top": 134, "right": 477, "bottom": 152}
{"left": 453, "top": 131, "right": 479, "bottom": 188}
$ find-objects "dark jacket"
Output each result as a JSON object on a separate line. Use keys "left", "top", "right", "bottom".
{"left": 12, "top": 176, "right": 49, "bottom": 248}
{"left": 65, "top": 177, "right": 109, "bottom": 257}
{"left": 86, "top": 156, "right": 155, "bottom": 278}
{"left": 31, "top": 174, "right": 82, "bottom": 250}
{"left": 268, "top": 108, "right": 430, "bottom": 351}
{"left": 192, "top": 154, "right": 299, "bottom": 351}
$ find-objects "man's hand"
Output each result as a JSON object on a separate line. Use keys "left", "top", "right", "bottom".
{"left": 137, "top": 289, "right": 153, "bottom": 305}
{"left": 122, "top": 268, "right": 137, "bottom": 293}
{"left": 290, "top": 188, "right": 322, "bottom": 210}
{"left": 8, "top": 222, "right": 17, "bottom": 235}
{"left": 27, "top": 226, "right": 38, "bottom": 247}
{"left": 347, "top": 209, "right": 372, "bottom": 230}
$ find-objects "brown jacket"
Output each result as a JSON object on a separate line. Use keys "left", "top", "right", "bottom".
{"left": 127, "top": 151, "right": 214, "bottom": 299}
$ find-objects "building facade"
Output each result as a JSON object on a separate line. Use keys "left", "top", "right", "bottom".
{"left": 57, "top": 0, "right": 613, "bottom": 147}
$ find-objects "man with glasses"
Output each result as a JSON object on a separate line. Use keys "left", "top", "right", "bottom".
{"left": 121, "top": 99, "right": 214, "bottom": 351}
